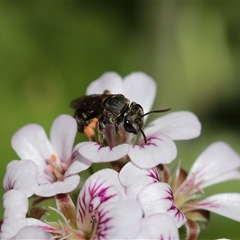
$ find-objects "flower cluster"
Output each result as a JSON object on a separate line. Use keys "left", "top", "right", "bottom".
{"left": 1, "top": 72, "right": 240, "bottom": 240}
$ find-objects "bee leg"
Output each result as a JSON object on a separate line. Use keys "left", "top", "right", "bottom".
{"left": 98, "top": 120, "right": 105, "bottom": 145}
{"left": 114, "top": 123, "right": 122, "bottom": 137}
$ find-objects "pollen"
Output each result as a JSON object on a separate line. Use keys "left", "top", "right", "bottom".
{"left": 84, "top": 118, "right": 98, "bottom": 139}
{"left": 89, "top": 118, "right": 98, "bottom": 128}
{"left": 50, "top": 154, "right": 57, "bottom": 162}
{"left": 84, "top": 126, "right": 95, "bottom": 139}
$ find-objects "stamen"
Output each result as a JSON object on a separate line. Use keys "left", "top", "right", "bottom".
{"left": 47, "top": 164, "right": 54, "bottom": 173}
{"left": 50, "top": 154, "right": 57, "bottom": 162}
{"left": 61, "top": 163, "right": 68, "bottom": 171}
{"left": 53, "top": 168, "right": 64, "bottom": 181}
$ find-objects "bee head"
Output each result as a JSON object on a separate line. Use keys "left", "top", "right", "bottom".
{"left": 124, "top": 102, "right": 171, "bottom": 143}
{"left": 123, "top": 102, "right": 144, "bottom": 135}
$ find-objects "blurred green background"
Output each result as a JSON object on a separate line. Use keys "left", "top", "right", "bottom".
{"left": 0, "top": 2, "right": 240, "bottom": 239}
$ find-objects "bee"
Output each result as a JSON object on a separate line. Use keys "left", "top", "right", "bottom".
{"left": 70, "top": 90, "right": 171, "bottom": 145}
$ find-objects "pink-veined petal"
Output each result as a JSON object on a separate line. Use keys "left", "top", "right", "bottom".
{"left": 76, "top": 169, "right": 126, "bottom": 232}
{"left": 26, "top": 218, "right": 57, "bottom": 232}
{"left": 94, "top": 200, "right": 142, "bottom": 239}
{"left": 1, "top": 190, "right": 28, "bottom": 239}
{"left": 3, "top": 160, "right": 38, "bottom": 197}
{"left": 78, "top": 142, "right": 130, "bottom": 163}
{"left": 87, "top": 72, "right": 123, "bottom": 95}
{"left": 50, "top": 115, "right": 77, "bottom": 166}
{"left": 137, "top": 214, "right": 179, "bottom": 240}
{"left": 201, "top": 170, "right": 240, "bottom": 189}
{"left": 35, "top": 174, "right": 80, "bottom": 197}
{"left": 145, "top": 111, "right": 201, "bottom": 140}
{"left": 11, "top": 124, "right": 55, "bottom": 169}
{"left": 138, "top": 182, "right": 187, "bottom": 228}
{"left": 122, "top": 72, "right": 156, "bottom": 114}
{"left": 63, "top": 144, "right": 92, "bottom": 176}
{"left": 119, "top": 161, "right": 161, "bottom": 187}
{"left": 194, "top": 193, "right": 240, "bottom": 222}
{"left": 187, "top": 141, "right": 240, "bottom": 189}
{"left": 13, "top": 226, "right": 53, "bottom": 240}
{"left": 119, "top": 162, "right": 161, "bottom": 199}
{"left": 129, "top": 134, "right": 177, "bottom": 169}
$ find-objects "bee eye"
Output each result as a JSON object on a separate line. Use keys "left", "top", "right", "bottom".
{"left": 124, "top": 120, "right": 137, "bottom": 134}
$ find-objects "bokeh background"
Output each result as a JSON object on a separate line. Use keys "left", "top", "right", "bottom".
{"left": 0, "top": 2, "right": 240, "bottom": 239}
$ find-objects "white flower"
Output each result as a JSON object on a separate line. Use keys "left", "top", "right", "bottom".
{"left": 173, "top": 141, "right": 240, "bottom": 222}
{"left": 78, "top": 72, "right": 201, "bottom": 168}
{"left": 11, "top": 114, "right": 92, "bottom": 197}
{"left": 3, "top": 160, "right": 38, "bottom": 197}
{"left": 119, "top": 162, "right": 187, "bottom": 228}
{"left": 37, "top": 168, "right": 179, "bottom": 239}
{"left": 164, "top": 141, "right": 240, "bottom": 238}
{"left": 0, "top": 190, "right": 55, "bottom": 240}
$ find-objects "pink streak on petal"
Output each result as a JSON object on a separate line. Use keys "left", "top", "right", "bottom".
{"left": 129, "top": 134, "right": 177, "bottom": 169}
{"left": 187, "top": 141, "right": 240, "bottom": 189}
{"left": 194, "top": 193, "right": 240, "bottom": 222}
{"left": 119, "top": 162, "right": 161, "bottom": 188}
{"left": 3, "top": 160, "right": 38, "bottom": 197}
{"left": 78, "top": 142, "right": 130, "bottom": 163}
{"left": 138, "top": 182, "right": 186, "bottom": 228}
{"left": 76, "top": 169, "right": 124, "bottom": 232}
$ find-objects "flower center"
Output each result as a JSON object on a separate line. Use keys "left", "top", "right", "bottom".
{"left": 173, "top": 174, "right": 205, "bottom": 213}
{"left": 46, "top": 154, "right": 68, "bottom": 181}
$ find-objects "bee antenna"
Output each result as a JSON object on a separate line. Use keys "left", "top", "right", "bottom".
{"left": 141, "top": 108, "right": 171, "bottom": 118}
{"left": 140, "top": 129, "right": 147, "bottom": 144}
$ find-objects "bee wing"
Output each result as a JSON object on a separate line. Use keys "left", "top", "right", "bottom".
{"left": 70, "top": 94, "right": 102, "bottom": 110}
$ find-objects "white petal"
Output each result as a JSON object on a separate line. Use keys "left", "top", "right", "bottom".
{"left": 145, "top": 111, "right": 201, "bottom": 140}
{"left": 78, "top": 142, "right": 130, "bottom": 163}
{"left": 50, "top": 115, "right": 77, "bottom": 166}
{"left": 65, "top": 155, "right": 92, "bottom": 176}
{"left": 64, "top": 145, "right": 92, "bottom": 176}
{"left": 188, "top": 141, "right": 240, "bottom": 189}
{"left": 26, "top": 218, "right": 57, "bottom": 230}
{"left": 119, "top": 162, "right": 161, "bottom": 187}
{"left": 122, "top": 72, "right": 156, "bottom": 114}
{"left": 76, "top": 169, "right": 126, "bottom": 232}
{"left": 129, "top": 134, "right": 177, "bottom": 169}
{"left": 11, "top": 124, "right": 55, "bottom": 169}
{"left": 200, "top": 170, "right": 240, "bottom": 188}
{"left": 14, "top": 226, "right": 53, "bottom": 240}
{"left": 87, "top": 72, "right": 123, "bottom": 95}
{"left": 35, "top": 174, "right": 80, "bottom": 197}
{"left": 137, "top": 214, "right": 179, "bottom": 239}
{"left": 138, "top": 182, "right": 187, "bottom": 228}
{"left": 195, "top": 193, "right": 240, "bottom": 222}
{"left": 3, "top": 160, "right": 38, "bottom": 197}
{"left": 1, "top": 190, "right": 28, "bottom": 239}
{"left": 3, "top": 190, "right": 28, "bottom": 219}
{"left": 126, "top": 176, "right": 157, "bottom": 200}
{"left": 94, "top": 200, "right": 142, "bottom": 239}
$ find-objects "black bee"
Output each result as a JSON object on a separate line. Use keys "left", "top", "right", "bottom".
{"left": 70, "top": 90, "right": 171, "bottom": 145}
